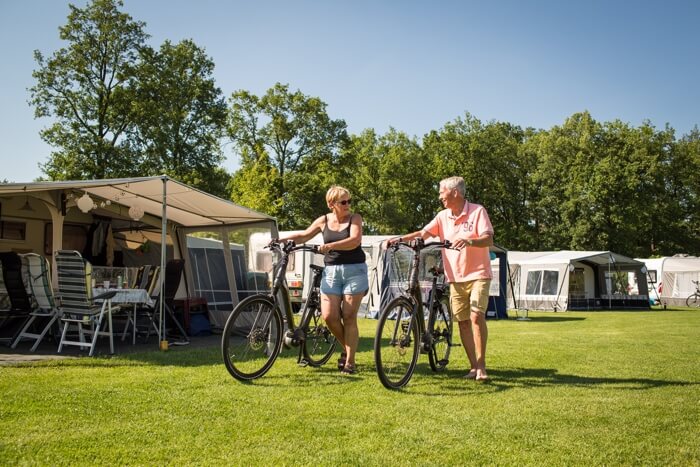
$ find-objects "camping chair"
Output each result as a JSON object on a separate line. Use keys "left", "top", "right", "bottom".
{"left": 146, "top": 260, "right": 188, "bottom": 343}
{"left": 0, "top": 252, "right": 33, "bottom": 345}
{"left": 55, "top": 250, "right": 118, "bottom": 356}
{"left": 11, "top": 253, "right": 61, "bottom": 351}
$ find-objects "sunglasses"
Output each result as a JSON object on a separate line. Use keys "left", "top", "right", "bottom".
{"left": 336, "top": 199, "right": 352, "bottom": 206}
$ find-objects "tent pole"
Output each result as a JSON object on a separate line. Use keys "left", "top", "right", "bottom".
{"left": 553, "top": 264, "right": 570, "bottom": 312}
{"left": 159, "top": 176, "right": 167, "bottom": 350}
{"left": 608, "top": 254, "right": 612, "bottom": 310}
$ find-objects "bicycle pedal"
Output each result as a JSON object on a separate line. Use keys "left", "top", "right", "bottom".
{"left": 297, "top": 359, "right": 309, "bottom": 367}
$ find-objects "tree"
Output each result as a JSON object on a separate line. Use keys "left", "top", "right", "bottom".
{"left": 129, "top": 39, "right": 229, "bottom": 196}
{"left": 340, "top": 129, "right": 435, "bottom": 234}
{"left": 663, "top": 127, "right": 700, "bottom": 255}
{"left": 227, "top": 83, "right": 348, "bottom": 228}
{"left": 423, "top": 113, "right": 535, "bottom": 249}
{"left": 29, "top": 0, "right": 148, "bottom": 180}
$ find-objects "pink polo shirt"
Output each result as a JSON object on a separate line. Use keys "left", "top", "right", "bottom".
{"left": 422, "top": 201, "right": 494, "bottom": 283}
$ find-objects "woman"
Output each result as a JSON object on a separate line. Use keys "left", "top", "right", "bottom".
{"left": 277, "top": 186, "right": 367, "bottom": 374}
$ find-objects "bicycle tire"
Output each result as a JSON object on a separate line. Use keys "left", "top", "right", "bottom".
{"left": 428, "top": 295, "right": 452, "bottom": 372}
{"left": 301, "top": 302, "right": 337, "bottom": 367}
{"left": 374, "top": 297, "right": 419, "bottom": 389}
{"left": 686, "top": 293, "right": 700, "bottom": 308}
{"left": 221, "top": 295, "right": 283, "bottom": 381}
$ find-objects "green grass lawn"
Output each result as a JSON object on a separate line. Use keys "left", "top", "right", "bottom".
{"left": 1, "top": 309, "right": 699, "bottom": 466}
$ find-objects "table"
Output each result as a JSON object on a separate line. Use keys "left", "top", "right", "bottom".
{"left": 93, "top": 288, "right": 154, "bottom": 345}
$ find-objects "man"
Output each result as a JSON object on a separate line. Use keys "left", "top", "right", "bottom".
{"left": 388, "top": 176, "right": 494, "bottom": 381}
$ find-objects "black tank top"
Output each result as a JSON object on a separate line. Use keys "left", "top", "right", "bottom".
{"left": 322, "top": 214, "right": 366, "bottom": 265}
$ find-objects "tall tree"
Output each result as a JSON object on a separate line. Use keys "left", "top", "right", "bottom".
{"left": 29, "top": 0, "right": 148, "bottom": 180}
{"left": 342, "top": 129, "right": 435, "bottom": 234}
{"left": 423, "top": 113, "right": 535, "bottom": 249}
{"left": 129, "top": 39, "right": 229, "bottom": 196}
{"left": 227, "top": 83, "right": 348, "bottom": 228}
{"left": 663, "top": 127, "right": 700, "bottom": 255}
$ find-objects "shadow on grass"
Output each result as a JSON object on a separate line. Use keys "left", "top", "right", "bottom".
{"left": 406, "top": 365, "right": 700, "bottom": 396}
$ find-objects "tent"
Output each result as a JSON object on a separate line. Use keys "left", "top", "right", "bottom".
{"left": 635, "top": 256, "right": 700, "bottom": 306}
{"left": 508, "top": 250, "right": 650, "bottom": 311}
{"left": 376, "top": 242, "right": 509, "bottom": 320}
{"left": 0, "top": 176, "right": 277, "bottom": 335}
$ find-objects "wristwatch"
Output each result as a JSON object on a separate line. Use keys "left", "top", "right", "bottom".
{"left": 467, "top": 239, "right": 474, "bottom": 246}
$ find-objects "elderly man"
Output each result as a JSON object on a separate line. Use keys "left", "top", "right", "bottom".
{"left": 388, "top": 176, "right": 494, "bottom": 381}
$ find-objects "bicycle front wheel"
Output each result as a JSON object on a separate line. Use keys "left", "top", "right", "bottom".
{"left": 686, "top": 294, "right": 700, "bottom": 308}
{"left": 301, "top": 303, "right": 337, "bottom": 367}
{"left": 428, "top": 295, "right": 452, "bottom": 372}
{"left": 221, "top": 296, "right": 283, "bottom": 381}
{"left": 374, "top": 297, "right": 419, "bottom": 389}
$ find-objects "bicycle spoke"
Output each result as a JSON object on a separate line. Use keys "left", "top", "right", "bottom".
{"left": 302, "top": 305, "right": 336, "bottom": 366}
{"left": 222, "top": 297, "right": 282, "bottom": 381}
{"left": 374, "top": 298, "right": 419, "bottom": 389}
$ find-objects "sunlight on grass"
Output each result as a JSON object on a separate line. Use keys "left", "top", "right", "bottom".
{"left": 1, "top": 310, "right": 699, "bottom": 465}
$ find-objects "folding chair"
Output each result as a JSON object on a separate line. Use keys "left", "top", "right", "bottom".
{"left": 11, "top": 253, "right": 61, "bottom": 351}
{"left": 55, "top": 250, "right": 118, "bottom": 356}
{"left": 0, "top": 252, "right": 33, "bottom": 345}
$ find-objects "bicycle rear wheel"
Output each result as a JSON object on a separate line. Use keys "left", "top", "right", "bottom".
{"left": 301, "top": 302, "right": 337, "bottom": 366}
{"left": 374, "top": 297, "right": 419, "bottom": 389}
{"left": 686, "top": 294, "right": 700, "bottom": 308}
{"left": 428, "top": 295, "right": 452, "bottom": 372}
{"left": 221, "top": 296, "right": 283, "bottom": 381}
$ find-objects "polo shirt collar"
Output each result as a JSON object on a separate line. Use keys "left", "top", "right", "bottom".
{"left": 448, "top": 200, "right": 470, "bottom": 220}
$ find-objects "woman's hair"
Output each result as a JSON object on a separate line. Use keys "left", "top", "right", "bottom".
{"left": 326, "top": 185, "right": 351, "bottom": 208}
{"left": 440, "top": 176, "right": 465, "bottom": 197}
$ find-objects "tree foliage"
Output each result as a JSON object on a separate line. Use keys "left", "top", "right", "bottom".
{"left": 227, "top": 83, "right": 348, "bottom": 229}
{"left": 30, "top": 0, "right": 230, "bottom": 196}
{"left": 129, "top": 39, "right": 229, "bottom": 196}
{"left": 30, "top": 0, "right": 147, "bottom": 179}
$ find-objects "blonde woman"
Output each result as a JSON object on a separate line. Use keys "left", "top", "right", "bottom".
{"left": 278, "top": 186, "right": 367, "bottom": 374}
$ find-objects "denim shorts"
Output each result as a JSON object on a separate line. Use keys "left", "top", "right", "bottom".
{"left": 320, "top": 263, "right": 369, "bottom": 296}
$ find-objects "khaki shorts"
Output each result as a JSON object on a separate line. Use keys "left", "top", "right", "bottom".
{"left": 449, "top": 280, "right": 491, "bottom": 322}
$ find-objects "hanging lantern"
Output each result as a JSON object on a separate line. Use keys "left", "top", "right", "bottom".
{"left": 76, "top": 193, "right": 95, "bottom": 213}
{"left": 128, "top": 205, "right": 144, "bottom": 221}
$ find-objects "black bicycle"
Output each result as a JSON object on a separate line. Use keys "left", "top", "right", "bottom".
{"left": 374, "top": 238, "right": 454, "bottom": 389}
{"left": 686, "top": 280, "right": 700, "bottom": 308}
{"left": 222, "top": 240, "right": 336, "bottom": 381}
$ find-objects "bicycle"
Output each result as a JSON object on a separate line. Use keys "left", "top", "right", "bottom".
{"left": 221, "top": 240, "right": 336, "bottom": 381}
{"left": 686, "top": 280, "right": 700, "bottom": 308}
{"left": 374, "top": 238, "right": 454, "bottom": 389}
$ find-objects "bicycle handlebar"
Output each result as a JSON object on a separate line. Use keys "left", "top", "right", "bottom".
{"left": 267, "top": 239, "right": 321, "bottom": 255}
{"left": 389, "top": 238, "right": 453, "bottom": 251}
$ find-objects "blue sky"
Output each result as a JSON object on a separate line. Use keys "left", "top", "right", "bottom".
{"left": 1, "top": 0, "right": 699, "bottom": 182}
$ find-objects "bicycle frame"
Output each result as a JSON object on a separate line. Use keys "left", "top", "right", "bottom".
{"left": 267, "top": 241, "right": 323, "bottom": 347}
{"left": 392, "top": 238, "right": 450, "bottom": 349}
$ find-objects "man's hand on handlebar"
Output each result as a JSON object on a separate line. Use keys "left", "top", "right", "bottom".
{"left": 451, "top": 237, "right": 473, "bottom": 250}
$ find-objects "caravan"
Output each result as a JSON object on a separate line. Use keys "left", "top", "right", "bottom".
{"left": 635, "top": 256, "right": 700, "bottom": 306}
{"left": 508, "top": 251, "right": 650, "bottom": 311}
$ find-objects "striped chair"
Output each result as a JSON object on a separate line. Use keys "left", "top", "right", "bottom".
{"left": 56, "top": 250, "right": 118, "bottom": 356}
{"left": 11, "top": 253, "right": 61, "bottom": 351}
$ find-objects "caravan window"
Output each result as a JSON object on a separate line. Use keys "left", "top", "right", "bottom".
{"left": 1, "top": 220, "right": 27, "bottom": 241}
{"left": 526, "top": 270, "right": 559, "bottom": 295}
{"left": 569, "top": 268, "right": 585, "bottom": 297}
{"left": 525, "top": 271, "right": 542, "bottom": 294}
{"left": 542, "top": 271, "right": 558, "bottom": 295}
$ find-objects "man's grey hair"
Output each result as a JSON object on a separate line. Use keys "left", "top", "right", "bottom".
{"left": 440, "top": 176, "right": 465, "bottom": 197}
